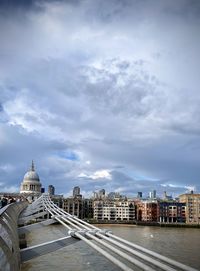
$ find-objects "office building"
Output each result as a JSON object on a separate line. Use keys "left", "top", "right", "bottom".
{"left": 73, "top": 186, "right": 82, "bottom": 198}
{"left": 62, "top": 197, "right": 83, "bottom": 218}
{"left": 48, "top": 185, "right": 55, "bottom": 196}
{"left": 137, "top": 192, "right": 142, "bottom": 199}
{"left": 159, "top": 201, "right": 186, "bottom": 223}
{"left": 93, "top": 199, "right": 135, "bottom": 221}
{"left": 179, "top": 192, "right": 200, "bottom": 224}
{"left": 136, "top": 200, "right": 158, "bottom": 222}
{"left": 149, "top": 190, "right": 156, "bottom": 199}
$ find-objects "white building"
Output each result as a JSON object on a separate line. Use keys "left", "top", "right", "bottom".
{"left": 20, "top": 161, "right": 42, "bottom": 199}
{"left": 93, "top": 200, "right": 135, "bottom": 221}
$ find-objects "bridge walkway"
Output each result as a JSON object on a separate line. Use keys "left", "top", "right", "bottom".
{"left": 19, "top": 194, "right": 198, "bottom": 271}
{"left": 0, "top": 194, "right": 198, "bottom": 271}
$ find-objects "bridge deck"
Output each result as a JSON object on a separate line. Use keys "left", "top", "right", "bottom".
{"left": 0, "top": 194, "right": 198, "bottom": 271}
{"left": 20, "top": 194, "right": 198, "bottom": 271}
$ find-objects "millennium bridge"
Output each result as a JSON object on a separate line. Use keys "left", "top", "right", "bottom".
{"left": 0, "top": 194, "right": 198, "bottom": 271}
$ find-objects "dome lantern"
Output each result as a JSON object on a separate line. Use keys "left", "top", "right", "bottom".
{"left": 31, "top": 160, "right": 35, "bottom": 171}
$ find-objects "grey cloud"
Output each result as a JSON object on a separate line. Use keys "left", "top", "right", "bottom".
{"left": 79, "top": 135, "right": 200, "bottom": 192}
{"left": 82, "top": 59, "right": 157, "bottom": 118}
{"left": 0, "top": 0, "right": 200, "bottom": 196}
{"left": 0, "top": 0, "right": 37, "bottom": 10}
{"left": 0, "top": 123, "right": 73, "bottom": 190}
{"left": 78, "top": 170, "right": 190, "bottom": 198}
{"left": 1, "top": 53, "right": 199, "bottom": 195}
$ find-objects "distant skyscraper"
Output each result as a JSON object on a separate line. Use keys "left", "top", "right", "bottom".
{"left": 108, "top": 192, "right": 116, "bottom": 199}
{"left": 99, "top": 189, "right": 105, "bottom": 198}
{"left": 163, "top": 191, "right": 167, "bottom": 199}
{"left": 137, "top": 192, "right": 142, "bottom": 199}
{"left": 73, "top": 186, "right": 80, "bottom": 197}
{"left": 149, "top": 190, "right": 156, "bottom": 199}
{"left": 48, "top": 185, "right": 55, "bottom": 196}
{"left": 99, "top": 189, "right": 105, "bottom": 195}
{"left": 93, "top": 189, "right": 106, "bottom": 199}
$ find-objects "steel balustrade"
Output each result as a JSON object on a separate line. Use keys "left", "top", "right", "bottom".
{"left": 42, "top": 198, "right": 170, "bottom": 271}
{"left": 0, "top": 201, "right": 28, "bottom": 271}
{"left": 39, "top": 194, "right": 197, "bottom": 271}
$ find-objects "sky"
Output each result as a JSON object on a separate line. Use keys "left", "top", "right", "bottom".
{"left": 0, "top": 0, "right": 200, "bottom": 198}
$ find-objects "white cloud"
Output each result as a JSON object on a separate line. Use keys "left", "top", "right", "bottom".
{"left": 0, "top": 164, "right": 15, "bottom": 172}
{"left": 91, "top": 170, "right": 112, "bottom": 180}
{"left": 114, "top": 187, "right": 127, "bottom": 193}
{"left": 184, "top": 186, "right": 196, "bottom": 192}
{"left": 0, "top": 184, "right": 19, "bottom": 193}
{"left": 78, "top": 170, "right": 112, "bottom": 180}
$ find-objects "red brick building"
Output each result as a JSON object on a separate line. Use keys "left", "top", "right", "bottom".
{"left": 136, "top": 200, "right": 158, "bottom": 222}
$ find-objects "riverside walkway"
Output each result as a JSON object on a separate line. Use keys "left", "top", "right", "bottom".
{"left": 0, "top": 194, "right": 198, "bottom": 271}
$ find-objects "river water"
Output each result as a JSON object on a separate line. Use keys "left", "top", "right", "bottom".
{"left": 21, "top": 224, "right": 200, "bottom": 271}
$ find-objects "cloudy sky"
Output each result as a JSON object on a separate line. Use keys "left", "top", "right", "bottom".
{"left": 0, "top": 0, "right": 200, "bottom": 198}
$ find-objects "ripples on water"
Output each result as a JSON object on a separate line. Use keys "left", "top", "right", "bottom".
{"left": 21, "top": 224, "right": 200, "bottom": 271}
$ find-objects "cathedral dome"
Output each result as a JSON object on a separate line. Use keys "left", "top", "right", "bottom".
{"left": 23, "top": 161, "right": 40, "bottom": 182}
{"left": 20, "top": 161, "right": 42, "bottom": 194}
{"left": 23, "top": 170, "right": 40, "bottom": 182}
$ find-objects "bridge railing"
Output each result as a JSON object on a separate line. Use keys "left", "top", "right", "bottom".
{"left": 0, "top": 202, "right": 28, "bottom": 271}
{"left": 40, "top": 194, "right": 198, "bottom": 271}
{"left": 1, "top": 195, "right": 198, "bottom": 271}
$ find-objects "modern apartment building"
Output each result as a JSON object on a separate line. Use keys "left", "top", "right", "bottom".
{"left": 159, "top": 201, "right": 186, "bottom": 223}
{"left": 62, "top": 197, "right": 84, "bottom": 218}
{"left": 179, "top": 192, "right": 200, "bottom": 224}
{"left": 83, "top": 198, "right": 94, "bottom": 219}
{"left": 48, "top": 185, "right": 55, "bottom": 196}
{"left": 93, "top": 199, "right": 135, "bottom": 221}
{"left": 136, "top": 200, "right": 158, "bottom": 222}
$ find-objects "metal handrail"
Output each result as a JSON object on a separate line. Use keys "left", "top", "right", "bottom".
{"left": 1, "top": 195, "right": 198, "bottom": 271}
{"left": 40, "top": 194, "right": 198, "bottom": 271}
{"left": 0, "top": 201, "right": 28, "bottom": 271}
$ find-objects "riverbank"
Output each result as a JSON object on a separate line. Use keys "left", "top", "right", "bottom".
{"left": 159, "top": 223, "right": 200, "bottom": 228}
{"left": 86, "top": 219, "right": 200, "bottom": 228}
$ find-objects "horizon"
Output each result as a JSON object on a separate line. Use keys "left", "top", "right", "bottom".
{"left": 0, "top": 159, "right": 198, "bottom": 199}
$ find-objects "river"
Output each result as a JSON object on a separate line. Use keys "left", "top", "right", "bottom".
{"left": 21, "top": 224, "right": 200, "bottom": 271}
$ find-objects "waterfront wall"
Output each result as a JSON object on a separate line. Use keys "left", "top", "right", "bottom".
{"left": 88, "top": 219, "right": 200, "bottom": 228}
{"left": 0, "top": 202, "right": 28, "bottom": 271}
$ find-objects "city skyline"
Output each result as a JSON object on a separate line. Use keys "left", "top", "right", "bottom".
{"left": 0, "top": 0, "right": 200, "bottom": 197}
